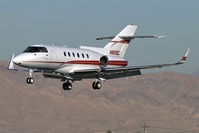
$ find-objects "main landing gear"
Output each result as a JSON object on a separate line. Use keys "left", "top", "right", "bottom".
{"left": 92, "top": 81, "right": 102, "bottom": 90}
{"left": 62, "top": 81, "right": 72, "bottom": 90}
{"left": 92, "top": 78, "right": 105, "bottom": 90}
{"left": 61, "top": 80, "right": 102, "bottom": 91}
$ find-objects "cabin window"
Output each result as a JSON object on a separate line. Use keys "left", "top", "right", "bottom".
{"left": 64, "top": 52, "right": 66, "bottom": 56}
{"left": 77, "top": 53, "right": 80, "bottom": 58}
{"left": 24, "top": 46, "right": 48, "bottom": 53}
{"left": 82, "top": 53, "right": 84, "bottom": 58}
{"left": 68, "top": 52, "right": 71, "bottom": 57}
{"left": 72, "top": 52, "right": 75, "bottom": 57}
{"left": 86, "top": 54, "right": 89, "bottom": 59}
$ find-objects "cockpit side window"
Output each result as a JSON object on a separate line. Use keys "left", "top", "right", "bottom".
{"left": 24, "top": 47, "right": 48, "bottom": 53}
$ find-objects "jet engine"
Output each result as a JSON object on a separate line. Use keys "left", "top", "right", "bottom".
{"left": 99, "top": 55, "right": 109, "bottom": 68}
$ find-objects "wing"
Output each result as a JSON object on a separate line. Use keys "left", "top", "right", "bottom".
{"left": 71, "top": 48, "right": 190, "bottom": 80}
{"left": 42, "top": 48, "right": 189, "bottom": 81}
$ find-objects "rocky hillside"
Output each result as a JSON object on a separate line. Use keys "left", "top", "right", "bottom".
{"left": 0, "top": 61, "right": 199, "bottom": 133}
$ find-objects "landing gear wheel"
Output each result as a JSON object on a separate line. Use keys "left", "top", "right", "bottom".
{"left": 62, "top": 82, "right": 72, "bottom": 90}
{"left": 26, "top": 77, "right": 34, "bottom": 84}
{"left": 92, "top": 81, "right": 101, "bottom": 90}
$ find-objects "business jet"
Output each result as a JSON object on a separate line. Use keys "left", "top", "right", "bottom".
{"left": 8, "top": 24, "right": 190, "bottom": 90}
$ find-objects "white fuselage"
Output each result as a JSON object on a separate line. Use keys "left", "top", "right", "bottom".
{"left": 13, "top": 45, "right": 128, "bottom": 74}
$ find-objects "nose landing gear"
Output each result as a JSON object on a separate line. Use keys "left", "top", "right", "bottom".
{"left": 26, "top": 69, "right": 34, "bottom": 84}
{"left": 26, "top": 77, "right": 34, "bottom": 84}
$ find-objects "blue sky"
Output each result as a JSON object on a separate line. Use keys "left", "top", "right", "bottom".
{"left": 0, "top": 0, "right": 198, "bottom": 74}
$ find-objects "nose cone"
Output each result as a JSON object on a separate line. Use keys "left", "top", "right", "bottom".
{"left": 13, "top": 56, "right": 22, "bottom": 65}
{"left": 12, "top": 53, "right": 38, "bottom": 68}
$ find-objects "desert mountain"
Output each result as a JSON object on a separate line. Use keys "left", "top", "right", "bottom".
{"left": 0, "top": 61, "right": 199, "bottom": 133}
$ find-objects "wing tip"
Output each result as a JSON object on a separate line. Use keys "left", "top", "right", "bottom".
{"left": 8, "top": 54, "right": 15, "bottom": 70}
{"left": 179, "top": 48, "right": 190, "bottom": 64}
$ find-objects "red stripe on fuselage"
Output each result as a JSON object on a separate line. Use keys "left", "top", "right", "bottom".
{"left": 24, "top": 60, "right": 128, "bottom": 66}
{"left": 68, "top": 60, "right": 99, "bottom": 65}
{"left": 109, "top": 61, "right": 128, "bottom": 66}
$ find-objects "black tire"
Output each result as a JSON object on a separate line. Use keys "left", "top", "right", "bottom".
{"left": 92, "top": 82, "right": 97, "bottom": 89}
{"left": 63, "top": 83, "right": 68, "bottom": 90}
{"left": 92, "top": 81, "right": 101, "bottom": 90}
{"left": 30, "top": 78, "right": 34, "bottom": 84}
{"left": 26, "top": 78, "right": 30, "bottom": 84}
{"left": 67, "top": 82, "right": 72, "bottom": 90}
{"left": 96, "top": 81, "right": 101, "bottom": 89}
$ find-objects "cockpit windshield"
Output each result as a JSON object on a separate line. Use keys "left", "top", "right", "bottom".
{"left": 24, "top": 47, "right": 48, "bottom": 53}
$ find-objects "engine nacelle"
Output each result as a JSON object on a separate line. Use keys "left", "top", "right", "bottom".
{"left": 99, "top": 55, "right": 109, "bottom": 68}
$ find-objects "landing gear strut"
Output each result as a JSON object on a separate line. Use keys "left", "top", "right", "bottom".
{"left": 92, "top": 81, "right": 101, "bottom": 90}
{"left": 62, "top": 82, "right": 72, "bottom": 90}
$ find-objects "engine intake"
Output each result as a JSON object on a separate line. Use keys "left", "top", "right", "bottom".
{"left": 99, "top": 55, "right": 109, "bottom": 68}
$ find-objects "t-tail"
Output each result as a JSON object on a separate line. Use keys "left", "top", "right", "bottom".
{"left": 84, "top": 24, "right": 164, "bottom": 57}
{"left": 104, "top": 24, "right": 137, "bottom": 57}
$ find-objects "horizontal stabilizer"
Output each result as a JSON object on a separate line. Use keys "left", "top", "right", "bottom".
{"left": 96, "top": 35, "right": 165, "bottom": 40}
{"left": 119, "top": 35, "right": 166, "bottom": 40}
{"left": 96, "top": 36, "right": 114, "bottom": 40}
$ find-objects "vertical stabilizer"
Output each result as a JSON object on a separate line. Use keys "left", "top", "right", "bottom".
{"left": 104, "top": 25, "right": 137, "bottom": 57}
